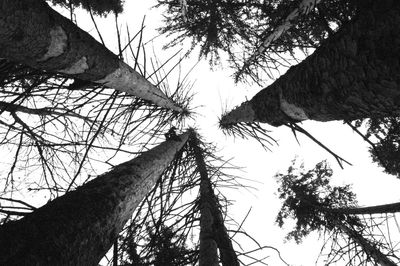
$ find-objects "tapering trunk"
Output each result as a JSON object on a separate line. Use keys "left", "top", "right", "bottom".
{"left": 198, "top": 198, "right": 219, "bottom": 266}
{"left": 237, "top": 0, "right": 322, "bottom": 77}
{"left": 222, "top": 0, "right": 400, "bottom": 127}
{"left": 191, "top": 134, "right": 239, "bottom": 266}
{"left": 0, "top": 132, "right": 189, "bottom": 266}
{"left": 0, "top": 0, "right": 182, "bottom": 112}
{"left": 333, "top": 202, "right": 400, "bottom": 215}
{"left": 312, "top": 201, "right": 399, "bottom": 265}
{"left": 337, "top": 222, "right": 397, "bottom": 266}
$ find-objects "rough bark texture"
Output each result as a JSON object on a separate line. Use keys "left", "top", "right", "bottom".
{"left": 0, "top": 0, "right": 181, "bottom": 111}
{"left": 338, "top": 223, "right": 397, "bottom": 266}
{"left": 199, "top": 205, "right": 219, "bottom": 266}
{"left": 0, "top": 132, "right": 189, "bottom": 266}
{"left": 223, "top": 0, "right": 400, "bottom": 127}
{"left": 191, "top": 135, "right": 239, "bottom": 266}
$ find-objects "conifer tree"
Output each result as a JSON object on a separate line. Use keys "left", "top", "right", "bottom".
{"left": 0, "top": 6, "right": 192, "bottom": 197}
{"left": 156, "top": 0, "right": 354, "bottom": 80}
{"left": 349, "top": 118, "right": 400, "bottom": 178}
{"left": 276, "top": 160, "right": 399, "bottom": 265}
{"left": 221, "top": 0, "right": 400, "bottom": 129}
{"left": 0, "top": 132, "right": 189, "bottom": 265}
{"left": 0, "top": 0, "right": 184, "bottom": 112}
{"left": 115, "top": 130, "right": 277, "bottom": 265}
{"left": 190, "top": 133, "right": 239, "bottom": 266}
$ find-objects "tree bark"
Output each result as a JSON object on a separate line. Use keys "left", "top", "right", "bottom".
{"left": 337, "top": 222, "right": 397, "bottom": 266}
{"left": 333, "top": 202, "right": 400, "bottom": 215}
{"left": 0, "top": 132, "right": 189, "bottom": 266}
{"left": 113, "top": 239, "right": 118, "bottom": 266}
{"left": 191, "top": 134, "right": 239, "bottom": 266}
{"left": 0, "top": 0, "right": 182, "bottom": 112}
{"left": 222, "top": 0, "right": 400, "bottom": 127}
{"left": 237, "top": 0, "right": 322, "bottom": 78}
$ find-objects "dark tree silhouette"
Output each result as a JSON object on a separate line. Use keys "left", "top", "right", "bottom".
{"left": 156, "top": 0, "right": 355, "bottom": 81}
{"left": 349, "top": 117, "right": 400, "bottom": 178}
{"left": 275, "top": 160, "right": 399, "bottom": 265}
{"left": 190, "top": 133, "right": 239, "bottom": 266}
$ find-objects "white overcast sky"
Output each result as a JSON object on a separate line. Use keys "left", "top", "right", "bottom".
{"left": 52, "top": 1, "right": 400, "bottom": 265}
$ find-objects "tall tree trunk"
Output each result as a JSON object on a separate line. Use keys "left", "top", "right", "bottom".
{"left": 333, "top": 202, "right": 400, "bottom": 215}
{"left": 0, "top": 132, "right": 189, "bottom": 266}
{"left": 236, "top": 0, "right": 322, "bottom": 79}
{"left": 337, "top": 222, "right": 397, "bottom": 266}
{"left": 222, "top": 0, "right": 400, "bottom": 127}
{"left": 310, "top": 200, "right": 398, "bottom": 265}
{"left": 191, "top": 134, "right": 239, "bottom": 266}
{"left": 0, "top": 0, "right": 182, "bottom": 112}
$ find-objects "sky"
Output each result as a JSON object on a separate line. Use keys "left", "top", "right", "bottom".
{"left": 40, "top": 1, "right": 400, "bottom": 265}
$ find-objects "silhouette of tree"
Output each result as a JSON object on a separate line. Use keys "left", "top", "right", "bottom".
{"left": 349, "top": 117, "right": 400, "bottom": 178}
{"left": 221, "top": 0, "right": 400, "bottom": 128}
{"left": 156, "top": 0, "right": 355, "bottom": 80}
{"left": 276, "top": 160, "right": 399, "bottom": 265}
{"left": 219, "top": 0, "right": 400, "bottom": 167}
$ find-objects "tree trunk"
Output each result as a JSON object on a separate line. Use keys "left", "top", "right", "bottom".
{"left": 333, "top": 202, "right": 400, "bottom": 215}
{"left": 222, "top": 0, "right": 400, "bottom": 127}
{"left": 0, "top": 132, "right": 189, "bottom": 266}
{"left": 113, "top": 239, "right": 118, "bottom": 266}
{"left": 237, "top": 0, "right": 322, "bottom": 79}
{"left": 311, "top": 200, "right": 399, "bottom": 265}
{"left": 337, "top": 222, "right": 397, "bottom": 266}
{"left": 0, "top": 0, "right": 182, "bottom": 112}
{"left": 191, "top": 134, "right": 239, "bottom": 266}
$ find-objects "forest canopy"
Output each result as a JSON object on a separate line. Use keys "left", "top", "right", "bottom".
{"left": 2, "top": 0, "right": 400, "bottom": 265}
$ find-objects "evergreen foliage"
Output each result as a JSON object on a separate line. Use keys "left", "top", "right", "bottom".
{"left": 3, "top": 1, "right": 400, "bottom": 265}
{"left": 276, "top": 160, "right": 400, "bottom": 265}
{"left": 364, "top": 118, "right": 400, "bottom": 178}
{"left": 156, "top": 0, "right": 355, "bottom": 72}
{"left": 275, "top": 160, "right": 358, "bottom": 243}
